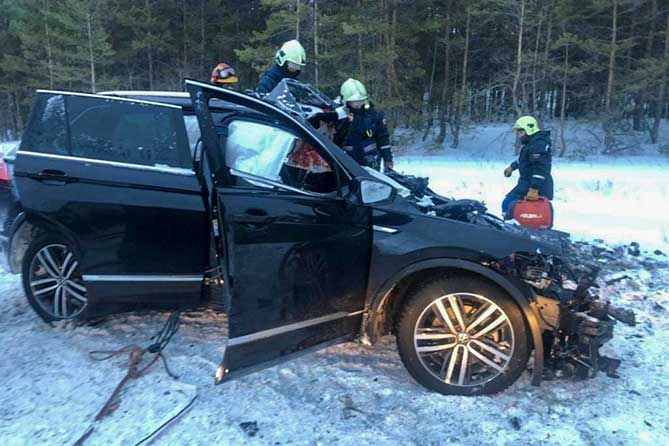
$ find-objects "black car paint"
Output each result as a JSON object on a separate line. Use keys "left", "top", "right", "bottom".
{"left": 2, "top": 82, "right": 556, "bottom": 384}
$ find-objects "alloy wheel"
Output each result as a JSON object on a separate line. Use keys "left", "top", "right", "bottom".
{"left": 413, "top": 292, "right": 515, "bottom": 387}
{"left": 29, "top": 244, "right": 88, "bottom": 319}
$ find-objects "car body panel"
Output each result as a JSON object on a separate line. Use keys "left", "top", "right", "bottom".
{"left": 11, "top": 91, "right": 208, "bottom": 311}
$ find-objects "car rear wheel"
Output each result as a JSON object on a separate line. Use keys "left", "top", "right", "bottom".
{"left": 396, "top": 275, "right": 529, "bottom": 395}
{"left": 22, "top": 235, "right": 88, "bottom": 322}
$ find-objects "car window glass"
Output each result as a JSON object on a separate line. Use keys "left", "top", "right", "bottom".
{"left": 67, "top": 96, "right": 191, "bottom": 169}
{"left": 183, "top": 114, "right": 201, "bottom": 156}
{"left": 225, "top": 120, "right": 296, "bottom": 182}
{"left": 19, "top": 93, "right": 67, "bottom": 155}
{"left": 226, "top": 120, "right": 336, "bottom": 194}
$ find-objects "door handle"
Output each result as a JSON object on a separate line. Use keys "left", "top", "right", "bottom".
{"left": 235, "top": 215, "right": 273, "bottom": 224}
{"left": 35, "top": 169, "right": 77, "bottom": 185}
{"left": 233, "top": 214, "right": 275, "bottom": 229}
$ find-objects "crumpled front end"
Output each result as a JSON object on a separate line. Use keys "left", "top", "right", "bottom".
{"left": 494, "top": 252, "right": 636, "bottom": 380}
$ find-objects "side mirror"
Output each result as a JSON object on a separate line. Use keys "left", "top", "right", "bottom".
{"left": 356, "top": 178, "right": 396, "bottom": 205}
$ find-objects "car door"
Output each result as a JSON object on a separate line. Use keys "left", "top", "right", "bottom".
{"left": 186, "top": 80, "right": 372, "bottom": 381}
{"left": 13, "top": 90, "right": 207, "bottom": 309}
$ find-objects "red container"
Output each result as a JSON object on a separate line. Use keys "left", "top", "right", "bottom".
{"left": 513, "top": 197, "right": 554, "bottom": 229}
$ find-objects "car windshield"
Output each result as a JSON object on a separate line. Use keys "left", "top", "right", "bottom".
{"left": 263, "top": 79, "right": 336, "bottom": 120}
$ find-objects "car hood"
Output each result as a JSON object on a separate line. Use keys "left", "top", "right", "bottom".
{"left": 367, "top": 168, "right": 568, "bottom": 259}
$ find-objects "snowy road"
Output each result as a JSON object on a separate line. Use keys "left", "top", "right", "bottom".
{"left": 1, "top": 246, "right": 668, "bottom": 446}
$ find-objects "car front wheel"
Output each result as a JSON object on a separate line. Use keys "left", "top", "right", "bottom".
{"left": 22, "top": 235, "right": 89, "bottom": 322}
{"left": 396, "top": 275, "right": 529, "bottom": 395}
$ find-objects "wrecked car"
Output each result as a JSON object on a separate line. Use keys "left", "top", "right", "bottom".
{"left": 0, "top": 80, "right": 632, "bottom": 396}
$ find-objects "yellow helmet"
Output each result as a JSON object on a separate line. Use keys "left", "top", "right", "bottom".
{"left": 275, "top": 40, "right": 307, "bottom": 67}
{"left": 512, "top": 116, "right": 540, "bottom": 136}
{"left": 340, "top": 78, "right": 368, "bottom": 104}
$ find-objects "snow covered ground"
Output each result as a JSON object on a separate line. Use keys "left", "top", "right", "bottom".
{"left": 0, "top": 245, "right": 667, "bottom": 446}
{"left": 395, "top": 156, "right": 669, "bottom": 253}
{"left": 1, "top": 127, "right": 668, "bottom": 445}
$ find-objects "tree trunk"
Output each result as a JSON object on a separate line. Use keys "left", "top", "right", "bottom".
{"left": 146, "top": 0, "right": 154, "bottom": 90}
{"left": 531, "top": 5, "right": 544, "bottom": 114}
{"left": 512, "top": 0, "right": 525, "bottom": 116}
{"left": 385, "top": 0, "right": 399, "bottom": 98}
{"left": 651, "top": 14, "right": 669, "bottom": 144}
{"left": 559, "top": 41, "right": 569, "bottom": 157}
{"left": 43, "top": 0, "right": 54, "bottom": 88}
{"left": 452, "top": 7, "right": 471, "bottom": 149}
{"left": 200, "top": 0, "right": 205, "bottom": 72}
{"left": 539, "top": 1, "right": 553, "bottom": 115}
{"left": 635, "top": 0, "right": 657, "bottom": 131}
{"left": 313, "top": 0, "right": 319, "bottom": 88}
{"left": 605, "top": 0, "right": 618, "bottom": 114}
{"left": 295, "top": 0, "right": 300, "bottom": 40}
{"left": 182, "top": 0, "right": 188, "bottom": 82}
{"left": 422, "top": 39, "right": 438, "bottom": 141}
{"left": 14, "top": 90, "right": 23, "bottom": 135}
{"left": 86, "top": 11, "right": 96, "bottom": 93}
{"left": 357, "top": 0, "right": 364, "bottom": 78}
{"left": 437, "top": 9, "right": 451, "bottom": 145}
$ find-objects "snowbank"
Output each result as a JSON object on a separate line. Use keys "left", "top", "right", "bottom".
{"left": 396, "top": 157, "right": 669, "bottom": 252}
{"left": 0, "top": 141, "right": 19, "bottom": 155}
{"left": 397, "top": 119, "right": 669, "bottom": 160}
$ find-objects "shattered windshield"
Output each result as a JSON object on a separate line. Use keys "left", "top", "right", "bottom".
{"left": 263, "top": 79, "right": 337, "bottom": 120}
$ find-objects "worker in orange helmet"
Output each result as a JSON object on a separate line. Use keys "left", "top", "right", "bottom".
{"left": 210, "top": 62, "right": 239, "bottom": 89}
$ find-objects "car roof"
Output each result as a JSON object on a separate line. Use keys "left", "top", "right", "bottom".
{"left": 98, "top": 90, "right": 255, "bottom": 114}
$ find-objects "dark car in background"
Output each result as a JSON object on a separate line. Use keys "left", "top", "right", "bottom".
{"left": 0, "top": 80, "right": 622, "bottom": 396}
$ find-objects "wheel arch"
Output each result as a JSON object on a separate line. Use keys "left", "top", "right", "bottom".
{"left": 362, "top": 258, "right": 544, "bottom": 385}
{"left": 10, "top": 212, "right": 81, "bottom": 272}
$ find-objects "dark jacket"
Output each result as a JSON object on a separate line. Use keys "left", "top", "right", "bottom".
{"left": 334, "top": 104, "right": 392, "bottom": 169}
{"left": 257, "top": 63, "right": 300, "bottom": 94}
{"left": 509, "top": 130, "right": 554, "bottom": 199}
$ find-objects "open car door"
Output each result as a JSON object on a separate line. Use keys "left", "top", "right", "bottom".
{"left": 185, "top": 80, "right": 372, "bottom": 382}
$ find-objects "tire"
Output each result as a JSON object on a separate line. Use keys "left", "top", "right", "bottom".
{"left": 396, "top": 274, "right": 529, "bottom": 395}
{"left": 22, "top": 234, "right": 89, "bottom": 323}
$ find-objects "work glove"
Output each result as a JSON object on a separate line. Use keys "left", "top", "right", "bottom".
{"left": 525, "top": 188, "right": 540, "bottom": 201}
{"left": 504, "top": 165, "right": 514, "bottom": 177}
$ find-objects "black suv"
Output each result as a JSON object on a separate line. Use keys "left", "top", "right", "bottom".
{"left": 0, "top": 80, "right": 621, "bottom": 395}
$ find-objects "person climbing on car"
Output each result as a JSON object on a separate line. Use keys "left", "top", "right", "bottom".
{"left": 334, "top": 78, "right": 393, "bottom": 171}
{"left": 502, "top": 115, "right": 554, "bottom": 217}
{"left": 256, "top": 40, "right": 306, "bottom": 94}
{"left": 210, "top": 62, "right": 239, "bottom": 89}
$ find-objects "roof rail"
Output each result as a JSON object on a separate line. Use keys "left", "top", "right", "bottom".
{"left": 98, "top": 90, "right": 190, "bottom": 98}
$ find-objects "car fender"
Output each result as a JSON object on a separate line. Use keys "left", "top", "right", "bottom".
{"left": 21, "top": 211, "right": 82, "bottom": 253}
{"left": 365, "top": 257, "right": 544, "bottom": 386}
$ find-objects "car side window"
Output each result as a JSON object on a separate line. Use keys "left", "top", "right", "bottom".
{"left": 183, "top": 114, "right": 201, "bottom": 157}
{"left": 19, "top": 93, "right": 68, "bottom": 155}
{"left": 225, "top": 120, "right": 336, "bottom": 194}
{"left": 67, "top": 95, "right": 192, "bottom": 169}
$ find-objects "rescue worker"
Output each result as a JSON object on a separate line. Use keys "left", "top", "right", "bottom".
{"left": 502, "top": 115, "right": 554, "bottom": 216}
{"left": 210, "top": 62, "right": 239, "bottom": 89}
{"left": 334, "top": 78, "right": 393, "bottom": 171}
{"left": 257, "top": 40, "right": 306, "bottom": 94}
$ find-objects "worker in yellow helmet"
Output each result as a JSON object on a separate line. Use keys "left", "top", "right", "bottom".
{"left": 502, "top": 116, "right": 554, "bottom": 216}
{"left": 257, "top": 40, "right": 306, "bottom": 94}
{"left": 334, "top": 78, "right": 393, "bottom": 171}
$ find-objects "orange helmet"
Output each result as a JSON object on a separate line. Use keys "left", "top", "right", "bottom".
{"left": 210, "top": 62, "right": 238, "bottom": 85}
